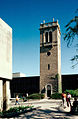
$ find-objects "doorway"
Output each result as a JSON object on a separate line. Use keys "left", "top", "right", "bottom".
{"left": 47, "top": 85, "right": 51, "bottom": 97}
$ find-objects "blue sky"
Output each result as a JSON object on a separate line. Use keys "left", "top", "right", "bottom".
{"left": 0, "top": 0, "right": 78, "bottom": 76}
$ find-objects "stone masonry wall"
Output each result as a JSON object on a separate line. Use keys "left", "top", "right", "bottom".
{"left": 40, "top": 26, "right": 59, "bottom": 93}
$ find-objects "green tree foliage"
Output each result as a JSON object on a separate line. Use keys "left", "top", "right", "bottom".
{"left": 65, "top": 89, "right": 78, "bottom": 97}
{"left": 64, "top": 9, "right": 78, "bottom": 68}
{"left": 64, "top": 16, "right": 78, "bottom": 46}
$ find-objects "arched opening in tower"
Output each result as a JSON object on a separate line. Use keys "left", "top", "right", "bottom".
{"left": 47, "top": 85, "right": 51, "bottom": 97}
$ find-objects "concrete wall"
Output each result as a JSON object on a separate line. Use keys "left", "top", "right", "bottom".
{"left": 0, "top": 18, "right": 12, "bottom": 79}
{"left": 0, "top": 18, "right": 12, "bottom": 111}
{"left": 0, "top": 80, "right": 3, "bottom": 111}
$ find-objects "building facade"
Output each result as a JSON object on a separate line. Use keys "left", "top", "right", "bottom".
{"left": 62, "top": 74, "right": 78, "bottom": 92}
{"left": 40, "top": 20, "right": 62, "bottom": 97}
{"left": 10, "top": 76, "right": 39, "bottom": 98}
{"left": 12, "top": 72, "right": 26, "bottom": 78}
{"left": 0, "top": 18, "right": 12, "bottom": 111}
{"left": 10, "top": 74, "right": 78, "bottom": 98}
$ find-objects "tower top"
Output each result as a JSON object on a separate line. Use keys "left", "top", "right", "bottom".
{"left": 40, "top": 19, "right": 61, "bottom": 34}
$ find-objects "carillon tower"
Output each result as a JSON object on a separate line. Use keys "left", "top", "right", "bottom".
{"left": 40, "top": 19, "right": 62, "bottom": 97}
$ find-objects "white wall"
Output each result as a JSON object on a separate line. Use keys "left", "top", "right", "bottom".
{"left": 0, "top": 18, "right": 12, "bottom": 79}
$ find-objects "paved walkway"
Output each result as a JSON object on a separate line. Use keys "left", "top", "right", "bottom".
{"left": 8, "top": 99, "right": 78, "bottom": 119}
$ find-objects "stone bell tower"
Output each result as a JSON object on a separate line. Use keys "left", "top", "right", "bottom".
{"left": 40, "top": 19, "right": 62, "bottom": 97}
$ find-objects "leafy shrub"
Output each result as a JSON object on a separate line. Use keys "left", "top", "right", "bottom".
{"left": 0, "top": 105, "right": 33, "bottom": 117}
{"left": 41, "top": 94, "right": 45, "bottom": 99}
{"left": 74, "top": 89, "right": 78, "bottom": 97}
{"left": 50, "top": 93, "right": 62, "bottom": 99}
{"left": 27, "top": 93, "right": 45, "bottom": 99}
{"left": 64, "top": 89, "right": 78, "bottom": 97}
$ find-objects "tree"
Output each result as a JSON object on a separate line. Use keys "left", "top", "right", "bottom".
{"left": 64, "top": 16, "right": 78, "bottom": 47}
{"left": 64, "top": 10, "right": 78, "bottom": 68}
